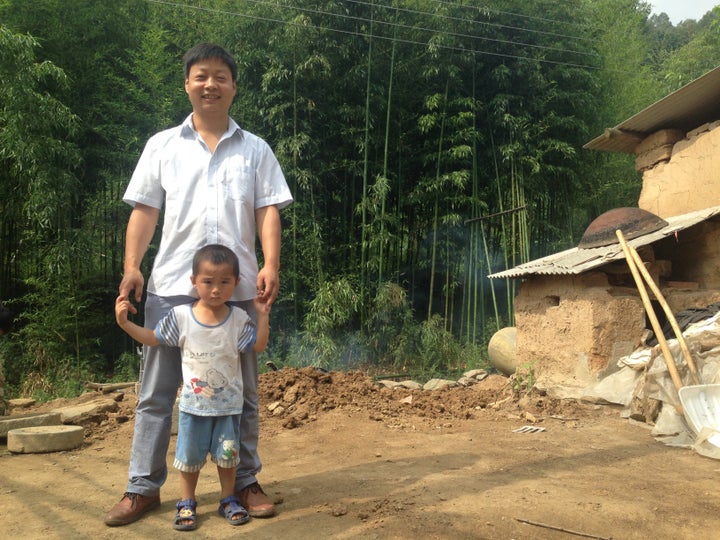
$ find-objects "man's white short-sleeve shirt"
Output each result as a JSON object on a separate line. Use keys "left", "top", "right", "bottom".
{"left": 123, "top": 115, "right": 293, "bottom": 301}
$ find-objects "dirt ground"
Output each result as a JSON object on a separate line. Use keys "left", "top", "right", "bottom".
{"left": 2, "top": 367, "right": 720, "bottom": 540}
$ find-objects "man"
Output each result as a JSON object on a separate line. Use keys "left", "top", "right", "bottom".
{"left": 105, "top": 43, "right": 293, "bottom": 527}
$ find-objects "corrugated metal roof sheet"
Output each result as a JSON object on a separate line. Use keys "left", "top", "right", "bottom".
{"left": 584, "top": 65, "right": 720, "bottom": 154}
{"left": 488, "top": 205, "right": 720, "bottom": 279}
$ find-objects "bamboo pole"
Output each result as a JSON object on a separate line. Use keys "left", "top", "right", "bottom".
{"left": 86, "top": 381, "right": 136, "bottom": 393}
{"left": 616, "top": 230, "right": 684, "bottom": 403}
{"left": 622, "top": 238, "right": 700, "bottom": 385}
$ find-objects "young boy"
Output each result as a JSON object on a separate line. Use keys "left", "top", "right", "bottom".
{"left": 115, "top": 244, "right": 270, "bottom": 531}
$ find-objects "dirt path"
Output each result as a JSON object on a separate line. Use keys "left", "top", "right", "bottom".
{"left": 2, "top": 368, "right": 719, "bottom": 539}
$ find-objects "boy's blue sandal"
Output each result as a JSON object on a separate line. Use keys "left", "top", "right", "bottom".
{"left": 218, "top": 495, "right": 250, "bottom": 526}
{"left": 173, "top": 498, "right": 197, "bottom": 531}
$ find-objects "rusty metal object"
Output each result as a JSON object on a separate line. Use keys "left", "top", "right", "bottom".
{"left": 578, "top": 207, "right": 668, "bottom": 249}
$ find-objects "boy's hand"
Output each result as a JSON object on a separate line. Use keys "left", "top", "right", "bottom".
{"left": 115, "top": 295, "right": 133, "bottom": 327}
{"left": 254, "top": 294, "right": 272, "bottom": 315}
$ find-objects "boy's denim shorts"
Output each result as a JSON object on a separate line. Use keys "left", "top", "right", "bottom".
{"left": 173, "top": 411, "right": 242, "bottom": 472}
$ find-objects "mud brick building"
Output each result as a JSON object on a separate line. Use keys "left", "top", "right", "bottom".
{"left": 490, "top": 66, "right": 720, "bottom": 398}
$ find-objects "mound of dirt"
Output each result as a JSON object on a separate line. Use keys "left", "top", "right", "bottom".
{"left": 257, "top": 367, "right": 591, "bottom": 432}
{"left": 7, "top": 367, "right": 593, "bottom": 442}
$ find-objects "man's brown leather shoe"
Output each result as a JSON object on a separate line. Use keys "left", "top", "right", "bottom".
{"left": 237, "top": 482, "right": 275, "bottom": 518}
{"left": 104, "top": 492, "right": 161, "bottom": 526}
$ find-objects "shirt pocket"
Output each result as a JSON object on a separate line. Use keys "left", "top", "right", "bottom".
{"left": 221, "top": 155, "right": 253, "bottom": 202}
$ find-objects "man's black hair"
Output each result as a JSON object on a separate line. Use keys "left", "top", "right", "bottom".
{"left": 182, "top": 43, "right": 237, "bottom": 82}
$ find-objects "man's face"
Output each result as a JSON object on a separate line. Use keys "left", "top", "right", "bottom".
{"left": 184, "top": 58, "right": 236, "bottom": 115}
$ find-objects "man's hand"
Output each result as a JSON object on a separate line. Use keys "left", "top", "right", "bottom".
{"left": 256, "top": 266, "right": 279, "bottom": 306}
{"left": 119, "top": 268, "right": 145, "bottom": 306}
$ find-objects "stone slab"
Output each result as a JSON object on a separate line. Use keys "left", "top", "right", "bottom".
{"left": 51, "top": 398, "right": 118, "bottom": 423}
{"left": 0, "top": 412, "right": 63, "bottom": 438}
{"left": 7, "top": 425, "right": 84, "bottom": 453}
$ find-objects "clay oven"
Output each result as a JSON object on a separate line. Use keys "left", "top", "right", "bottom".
{"left": 490, "top": 65, "right": 720, "bottom": 398}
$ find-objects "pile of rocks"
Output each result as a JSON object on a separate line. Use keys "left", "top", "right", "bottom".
{"left": 375, "top": 368, "right": 491, "bottom": 391}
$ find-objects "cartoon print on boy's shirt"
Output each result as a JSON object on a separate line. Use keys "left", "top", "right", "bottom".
{"left": 189, "top": 368, "right": 229, "bottom": 398}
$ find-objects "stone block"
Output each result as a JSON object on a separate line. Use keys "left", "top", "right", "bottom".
{"left": 0, "top": 412, "right": 63, "bottom": 438}
{"left": 634, "top": 129, "right": 684, "bottom": 155}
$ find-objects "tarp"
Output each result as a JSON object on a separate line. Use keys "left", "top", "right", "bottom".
{"left": 581, "top": 311, "right": 720, "bottom": 459}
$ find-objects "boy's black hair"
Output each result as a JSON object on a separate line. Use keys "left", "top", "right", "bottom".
{"left": 0, "top": 301, "right": 13, "bottom": 334}
{"left": 182, "top": 43, "right": 237, "bottom": 82}
{"left": 192, "top": 244, "right": 240, "bottom": 278}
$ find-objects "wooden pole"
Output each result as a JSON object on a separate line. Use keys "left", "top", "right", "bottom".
{"left": 623, "top": 240, "right": 700, "bottom": 385}
{"left": 616, "top": 230, "right": 684, "bottom": 402}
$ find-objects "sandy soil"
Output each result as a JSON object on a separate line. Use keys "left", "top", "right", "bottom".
{"left": 2, "top": 367, "right": 720, "bottom": 540}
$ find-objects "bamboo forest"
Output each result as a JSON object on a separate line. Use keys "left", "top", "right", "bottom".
{"left": 1, "top": 0, "right": 718, "bottom": 398}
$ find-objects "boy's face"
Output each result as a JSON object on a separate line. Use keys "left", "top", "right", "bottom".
{"left": 191, "top": 261, "right": 239, "bottom": 307}
{"left": 184, "top": 57, "right": 236, "bottom": 116}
